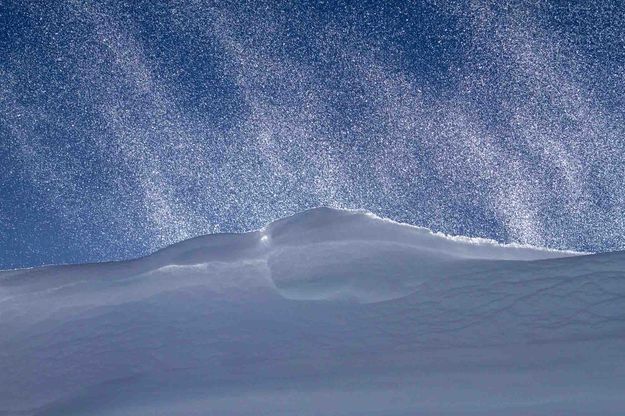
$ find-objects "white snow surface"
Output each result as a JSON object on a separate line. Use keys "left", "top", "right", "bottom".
{"left": 1, "top": 207, "right": 624, "bottom": 415}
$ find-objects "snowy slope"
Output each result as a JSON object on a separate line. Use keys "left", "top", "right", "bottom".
{"left": 1, "top": 208, "right": 624, "bottom": 415}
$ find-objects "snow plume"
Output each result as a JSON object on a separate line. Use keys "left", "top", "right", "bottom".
{"left": 2, "top": 0, "right": 624, "bottom": 268}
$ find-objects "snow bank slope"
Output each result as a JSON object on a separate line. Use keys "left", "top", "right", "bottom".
{"left": 1, "top": 208, "right": 624, "bottom": 415}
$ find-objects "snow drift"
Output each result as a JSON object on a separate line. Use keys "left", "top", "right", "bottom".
{"left": 1, "top": 207, "right": 624, "bottom": 415}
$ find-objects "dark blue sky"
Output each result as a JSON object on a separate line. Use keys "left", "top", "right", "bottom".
{"left": 1, "top": 0, "right": 624, "bottom": 268}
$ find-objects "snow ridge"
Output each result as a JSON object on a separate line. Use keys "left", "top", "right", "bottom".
{"left": 1, "top": 208, "right": 624, "bottom": 416}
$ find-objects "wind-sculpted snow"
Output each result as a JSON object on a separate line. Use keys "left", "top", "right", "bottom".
{"left": 1, "top": 208, "right": 624, "bottom": 415}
